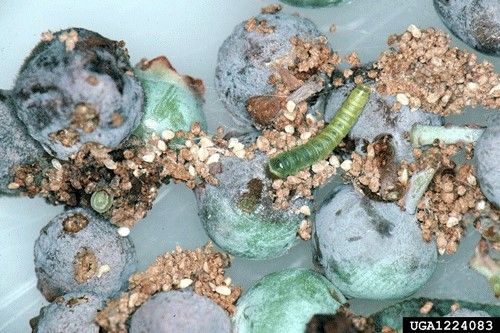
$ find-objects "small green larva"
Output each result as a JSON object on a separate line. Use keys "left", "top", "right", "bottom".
{"left": 268, "top": 84, "right": 370, "bottom": 178}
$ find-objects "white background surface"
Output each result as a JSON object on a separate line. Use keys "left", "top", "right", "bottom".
{"left": 0, "top": 1, "right": 499, "bottom": 332}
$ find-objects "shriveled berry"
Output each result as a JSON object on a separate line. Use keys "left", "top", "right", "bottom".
{"left": 13, "top": 28, "right": 143, "bottom": 160}
{"left": 31, "top": 292, "right": 104, "bottom": 333}
{"left": 434, "top": 0, "right": 500, "bottom": 56}
{"left": 34, "top": 208, "right": 137, "bottom": 301}
{"left": 215, "top": 13, "right": 325, "bottom": 128}
{"left": 0, "top": 90, "right": 47, "bottom": 194}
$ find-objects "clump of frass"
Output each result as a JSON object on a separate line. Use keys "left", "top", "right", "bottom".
{"left": 314, "top": 185, "right": 437, "bottom": 299}
{"left": 195, "top": 153, "right": 309, "bottom": 259}
{"left": 13, "top": 28, "right": 143, "bottom": 160}
{"left": 31, "top": 292, "right": 104, "bottom": 333}
{"left": 95, "top": 243, "right": 240, "bottom": 333}
{"left": 215, "top": 12, "right": 328, "bottom": 127}
{"left": 0, "top": 90, "right": 47, "bottom": 194}
{"left": 130, "top": 290, "right": 231, "bottom": 333}
{"left": 375, "top": 26, "right": 500, "bottom": 115}
{"left": 434, "top": 0, "right": 500, "bottom": 56}
{"left": 34, "top": 207, "right": 137, "bottom": 301}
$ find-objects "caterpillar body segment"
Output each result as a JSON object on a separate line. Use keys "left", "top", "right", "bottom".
{"left": 268, "top": 84, "right": 370, "bottom": 178}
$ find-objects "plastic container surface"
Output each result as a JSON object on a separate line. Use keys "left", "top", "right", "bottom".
{"left": 0, "top": 1, "right": 498, "bottom": 332}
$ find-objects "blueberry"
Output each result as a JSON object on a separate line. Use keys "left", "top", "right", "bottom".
{"left": 133, "top": 56, "right": 207, "bottom": 139}
{"left": 31, "top": 292, "right": 104, "bottom": 333}
{"left": 280, "top": 0, "right": 344, "bottom": 7}
{"left": 233, "top": 268, "right": 346, "bottom": 333}
{"left": 130, "top": 290, "right": 231, "bottom": 333}
{"left": 34, "top": 208, "right": 137, "bottom": 301}
{"left": 371, "top": 298, "right": 499, "bottom": 331}
{"left": 474, "top": 124, "right": 500, "bottom": 208}
{"left": 13, "top": 28, "right": 144, "bottom": 160}
{"left": 434, "top": 0, "right": 500, "bottom": 56}
{"left": 314, "top": 185, "right": 437, "bottom": 299}
{"left": 325, "top": 79, "right": 443, "bottom": 162}
{"left": 195, "top": 153, "right": 307, "bottom": 259}
{"left": 215, "top": 13, "right": 325, "bottom": 128}
{"left": 444, "top": 309, "right": 491, "bottom": 317}
{"left": 0, "top": 90, "right": 46, "bottom": 194}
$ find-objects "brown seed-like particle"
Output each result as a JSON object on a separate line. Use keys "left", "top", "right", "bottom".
{"left": 246, "top": 95, "right": 283, "bottom": 126}
{"left": 261, "top": 3, "right": 282, "bottom": 14}
{"left": 343, "top": 69, "right": 353, "bottom": 78}
{"left": 245, "top": 17, "right": 275, "bottom": 34}
{"left": 346, "top": 51, "right": 361, "bottom": 68}
{"left": 73, "top": 247, "right": 97, "bottom": 284}
{"left": 58, "top": 29, "right": 79, "bottom": 51}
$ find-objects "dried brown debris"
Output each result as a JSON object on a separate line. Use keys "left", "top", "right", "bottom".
{"left": 417, "top": 164, "right": 485, "bottom": 254}
{"left": 348, "top": 136, "right": 404, "bottom": 201}
{"left": 306, "top": 307, "right": 375, "bottom": 333}
{"left": 72, "top": 103, "right": 99, "bottom": 133}
{"left": 95, "top": 243, "right": 240, "bottom": 333}
{"left": 49, "top": 128, "right": 80, "bottom": 147}
{"left": 475, "top": 204, "right": 499, "bottom": 250}
{"left": 298, "top": 219, "right": 312, "bottom": 241}
{"left": 345, "top": 137, "right": 498, "bottom": 255}
{"left": 376, "top": 25, "right": 500, "bottom": 115}
{"left": 73, "top": 247, "right": 97, "bottom": 284}
{"left": 346, "top": 52, "right": 361, "bottom": 68}
{"left": 63, "top": 213, "right": 89, "bottom": 233}
{"left": 272, "top": 36, "right": 340, "bottom": 88}
{"left": 13, "top": 125, "right": 229, "bottom": 228}
{"left": 245, "top": 17, "right": 275, "bottom": 34}
{"left": 247, "top": 35, "right": 340, "bottom": 130}
{"left": 246, "top": 95, "right": 285, "bottom": 127}
{"left": 261, "top": 3, "right": 282, "bottom": 14}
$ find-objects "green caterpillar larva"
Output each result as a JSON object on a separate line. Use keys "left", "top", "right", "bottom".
{"left": 268, "top": 84, "right": 370, "bottom": 178}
